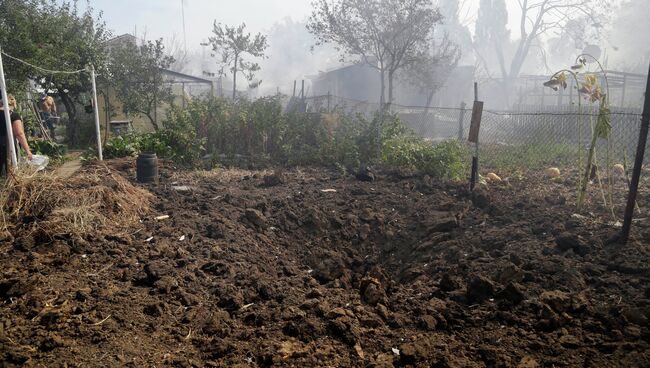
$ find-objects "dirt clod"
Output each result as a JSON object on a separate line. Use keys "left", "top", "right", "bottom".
{"left": 1, "top": 162, "right": 649, "bottom": 366}
{"left": 244, "top": 208, "right": 267, "bottom": 229}
{"left": 467, "top": 275, "right": 496, "bottom": 304}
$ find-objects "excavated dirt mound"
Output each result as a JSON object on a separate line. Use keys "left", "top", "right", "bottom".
{"left": 1, "top": 161, "right": 650, "bottom": 367}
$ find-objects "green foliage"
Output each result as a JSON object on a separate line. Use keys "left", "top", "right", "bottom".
{"left": 136, "top": 133, "right": 171, "bottom": 158}
{"left": 209, "top": 23, "right": 269, "bottom": 99}
{"left": 595, "top": 98, "right": 612, "bottom": 139}
{"left": 382, "top": 136, "right": 469, "bottom": 180}
{"left": 87, "top": 125, "right": 204, "bottom": 167}
{"left": 103, "top": 135, "right": 139, "bottom": 159}
{"left": 109, "top": 39, "right": 175, "bottom": 130}
{"left": 89, "top": 96, "right": 469, "bottom": 179}
{"left": 0, "top": 0, "right": 109, "bottom": 145}
{"left": 379, "top": 112, "right": 469, "bottom": 180}
{"left": 28, "top": 138, "right": 68, "bottom": 160}
{"left": 481, "top": 143, "right": 577, "bottom": 171}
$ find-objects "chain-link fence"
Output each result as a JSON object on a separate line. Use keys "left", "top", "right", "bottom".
{"left": 303, "top": 94, "right": 646, "bottom": 172}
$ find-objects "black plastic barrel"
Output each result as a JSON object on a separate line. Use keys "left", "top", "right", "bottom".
{"left": 136, "top": 153, "right": 159, "bottom": 183}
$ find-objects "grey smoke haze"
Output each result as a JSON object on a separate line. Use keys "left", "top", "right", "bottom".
{"left": 74, "top": 0, "right": 650, "bottom": 102}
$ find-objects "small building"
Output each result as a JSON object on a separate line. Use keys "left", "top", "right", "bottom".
{"left": 308, "top": 63, "right": 475, "bottom": 108}
{"left": 98, "top": 34, "right": 215, "bottom": 133}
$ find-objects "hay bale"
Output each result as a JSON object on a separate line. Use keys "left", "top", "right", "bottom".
{"left": 0, "top": 164, "right": 152, "bottom": 240}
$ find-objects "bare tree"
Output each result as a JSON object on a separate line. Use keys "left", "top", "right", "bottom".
{"left": 476, "top": 0, "right": 612, "bottom": 105}
{"left": 166, "top": 34, "right": 191, "bottom": 74}
{"left": 307, "top": 0, "right": 443, "bottom": 107}
{"left": 405, "top": 34, "right": 461, "bottom": 109}
{"left": 209, "top": 23, "right": 268, "bottom": 100}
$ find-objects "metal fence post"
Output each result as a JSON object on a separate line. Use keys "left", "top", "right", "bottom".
{"left": 90, "top": 65, "right": 103, "bottom": 161}
{"left": 620, "top": 63, "right": 650, "bottom": 244}
{"left": 0, "top": 45, "right": 19, "bottom": 167}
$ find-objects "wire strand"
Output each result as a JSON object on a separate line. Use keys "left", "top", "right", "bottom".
{"left": 1, "top": 51, "right": 85, "bottom": 75}
{"left": 305, "top": 94, "right": 644, "bottom": 118}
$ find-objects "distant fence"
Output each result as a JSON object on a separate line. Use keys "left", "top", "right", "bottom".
{"left": 302, "top": 94, "right": 646, "bottom": 171}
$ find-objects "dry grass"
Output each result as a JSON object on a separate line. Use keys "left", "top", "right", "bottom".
{"left": 174, "top": 167, "right": 273, "bottom": 185}
{"left": 0, "top": 164, "right": 152, "bottom": 241}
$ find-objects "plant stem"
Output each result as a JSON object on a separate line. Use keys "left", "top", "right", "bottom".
{"left": 577, "top": 130, "right": 598, "bottom": 210}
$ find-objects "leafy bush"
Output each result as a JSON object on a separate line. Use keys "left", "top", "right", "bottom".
{"left": 136, "top": 133, "right": 171, "bottom": 158}
{"left": 103, "top": 135, "right": 139, "bottom": 159}
{"left": 160, "top": 105, "right": 207, "bottom": 166}
{"left": 28, "top": 138, "right": 68, "bottom": 160}
{"left": 84, "top": 96, "right": 470, "bottom": 179}
{"left": 382, "top": 136, "right": 469, "bottom": 180}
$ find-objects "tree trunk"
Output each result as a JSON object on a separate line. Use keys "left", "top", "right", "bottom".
{"left": 387, "top": 69, "right": 395, "bottom": 110}
{"left": 232, "top": 54, "right": 238, "bottom": 100}
{"left": 146, "top": 112, "right": 159, "bottom": 131}
{"left": 421, "top": 90, "right": 436, "bottom": 137}
{"left": 59, "top": 92, "right": 77, "bottom": 146}
{"left": 379, "top": 69, "right": 385, "bottom": 107}
{"left": 102, "top": 90, "right": 110, "bottom": 144}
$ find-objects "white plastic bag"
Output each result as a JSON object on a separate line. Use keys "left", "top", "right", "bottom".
{"left": 19, "top": 154, "right": 50, "bottom": 172}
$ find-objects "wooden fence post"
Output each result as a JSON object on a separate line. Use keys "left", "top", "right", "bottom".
{"left": 469, "top": 82, "right": 484, "bottom": 191}
{"left": 458, "top": 102, "right": 467, "bottom": 140}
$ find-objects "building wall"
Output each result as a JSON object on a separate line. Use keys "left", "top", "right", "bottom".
{"left": 311, "top": 64, "right": 475, "bottom": 108}
{"left": 97, "top": 82, "right": 212, "bottom": 135}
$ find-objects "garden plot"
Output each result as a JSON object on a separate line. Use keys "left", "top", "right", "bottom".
{"left": 1, "top": 161, "right": 649, "bottom": 367}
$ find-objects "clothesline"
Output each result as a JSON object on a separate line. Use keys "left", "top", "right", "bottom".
{"left": 1, "top": 51, "right": 86, "bottom": 75}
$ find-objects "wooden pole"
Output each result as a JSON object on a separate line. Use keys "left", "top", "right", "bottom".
{"left": 621, "top": 74, "right": 627, "bottom": 107}
{"left": 458, "top": 102, "right": 467, "bottom": 140}
{"left": 154, "top": 80, "right": 158, "bottom": 127}
{"left": 0, "top": 46, "right": 19, "bottom": 167}
{"left": 182, "top": 82, "right": 186, "bottom": 109}
{"left": 620, "top": 63, "right": 650, "bottom": 244}
{"left": 470, "top": 82, "right": 481, "bottom": 191}
{"left": 104, "top": 90, "right": 110, "bottom": 144}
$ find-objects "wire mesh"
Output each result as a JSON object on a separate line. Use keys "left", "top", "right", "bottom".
{"left": 304, "top": 94, "right": 646, "bottom": 173}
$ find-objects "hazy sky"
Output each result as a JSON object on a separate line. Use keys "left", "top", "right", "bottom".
{"left": 84, "top": 0, "right": 522, "bottom": 46}
{"left": 86, "top": 0, "right": 314, "bottom": 46}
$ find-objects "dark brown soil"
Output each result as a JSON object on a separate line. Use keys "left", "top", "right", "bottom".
{"left": 1, "top": 161, "right": 650, "bottom": 367}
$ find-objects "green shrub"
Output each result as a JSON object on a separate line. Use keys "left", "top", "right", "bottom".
{"left": 160, "top": 106, "right": 206, "bottom": 166}
{"left": 103, "top": 134, "right": 139, "bottom": 159}
{"left": 83, "top": 97, "right": 472, "bottom": 178}
{"left": 382, "top": 137, "right": 469, "bottom": 180}
{"left": 28, "top": 138, "right": 68, "bottom": 160}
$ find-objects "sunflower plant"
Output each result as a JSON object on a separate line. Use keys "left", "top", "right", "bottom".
{"left": 545, "top": 54, "right": 613, "bottom": 213}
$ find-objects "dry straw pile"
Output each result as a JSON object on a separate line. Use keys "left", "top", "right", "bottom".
{"left": 0, "top": 164, "right": 152, "bottom": 241}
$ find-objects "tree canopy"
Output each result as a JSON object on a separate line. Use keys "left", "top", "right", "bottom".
{"left": 0, "top": 0, "right": 109, "bottom": 145}
{"left": 109, "top": 38, "right": 175, "bottom": 130}
{"left": 474, "top": 0, "right": 613, "bottom": 106}
{"left": 209, "top": 23, "right": 268, "bottom": 100}
{"left": 307, "top": 0, "right": 444, "bottom": 106}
